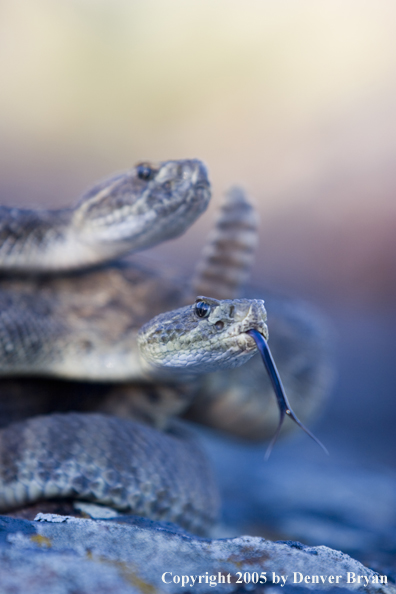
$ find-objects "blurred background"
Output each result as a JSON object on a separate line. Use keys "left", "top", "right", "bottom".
{"left": 0, "top": 0, "right": 395, "bottom": 570}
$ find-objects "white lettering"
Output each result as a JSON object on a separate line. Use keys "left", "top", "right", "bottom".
{"left": 380, "top": 575, "right": 387, "bottom": 584}
{"left": 347, "top": 572, "right": 356, "bottom": 583}
{"left": 272, "top": 573, "right": 287, "bottom": 586}
{"left": 293, "top": 572, "right": 303, "bottom": 583}
{"left": 320, "top": 576, "right": 328, "bottom": 583}
{"left": 162, "top": 572, "right": 172, "bottom": 583}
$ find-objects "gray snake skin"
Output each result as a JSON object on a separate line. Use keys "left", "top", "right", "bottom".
{"left": 0, "top": 413, "right": 219, "bottom": 535}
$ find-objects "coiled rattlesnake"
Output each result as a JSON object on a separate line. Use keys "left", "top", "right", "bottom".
{"left": 0, "top": 159, "right": 331, "bottom": 534}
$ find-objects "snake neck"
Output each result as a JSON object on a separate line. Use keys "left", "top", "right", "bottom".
{"left": 0, "top": 207, "right": 85, "bottom": 272}
{"left": 139, "top": 354, "right": 203, "bottom": 383}
{"left": 0, "top": 206, "right": 126, "bottom": 272}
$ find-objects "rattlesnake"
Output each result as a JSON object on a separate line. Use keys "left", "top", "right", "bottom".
{"left": 0, "top": 159, "right": 331, "bottom": 534}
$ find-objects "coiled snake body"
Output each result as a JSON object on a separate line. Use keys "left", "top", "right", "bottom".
{"left": 0, "top": 159, "right": 331, "bottom": 534}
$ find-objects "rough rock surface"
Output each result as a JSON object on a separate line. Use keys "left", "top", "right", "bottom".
{"left": 203, "top": 431, "right": 396, "bottom": 574}
{"left": 0, "top": 513, "right": 394, "bottom": 594}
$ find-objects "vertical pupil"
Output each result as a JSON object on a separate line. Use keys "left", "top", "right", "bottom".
{"left": 196, "top": 302, "right": 210, "bottom": 317}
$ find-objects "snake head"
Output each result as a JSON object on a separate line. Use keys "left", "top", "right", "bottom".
{"left": 74, "top": 159, "right": 211, "bottom": 255}
{"left": 139, "top": 295, "right": 327, "bottom": 458}
{"left": 138, "top": 296, "right": 268, "bottom": 375}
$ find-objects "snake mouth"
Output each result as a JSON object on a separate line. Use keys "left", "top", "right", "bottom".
{"left": 244, "top": 327, "right": 267, "bottom": 350}
{"left": 246, "top": 328, "right": 328, "bottom": 460}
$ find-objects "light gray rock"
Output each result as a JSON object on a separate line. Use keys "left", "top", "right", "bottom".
{"left": 0, "top": 513, "right": 393, "bottom": 594}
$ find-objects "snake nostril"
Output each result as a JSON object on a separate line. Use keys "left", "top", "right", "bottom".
{"left": 215, "top": 321, "right": 224, "bottom": 331}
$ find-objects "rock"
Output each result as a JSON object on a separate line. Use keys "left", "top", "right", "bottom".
{"left": 0, "top": 513, "right": 394, "bottom": 593}
{"left": 202, "top": 430, "right": 396, "bottom": 572}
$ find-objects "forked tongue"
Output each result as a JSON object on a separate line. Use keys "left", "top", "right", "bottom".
{"left": 246, "top": 329, "right": 328, "bottom": 460}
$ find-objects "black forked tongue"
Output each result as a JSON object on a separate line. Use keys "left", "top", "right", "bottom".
{"left": 246, "top": 329, "right": 328, "bottom": 460}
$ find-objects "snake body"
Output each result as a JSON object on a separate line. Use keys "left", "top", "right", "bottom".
{"left": 0, "top": 413, "right": 218, "bottom": 534}
{"left": 0, "top": 262, "right": 185, "bottom": 380}
{"left": 0, "top": 159, "right": 331, "bottom": 533}
{"left": 0, "top": 293, "right": 267, "bottom": 533}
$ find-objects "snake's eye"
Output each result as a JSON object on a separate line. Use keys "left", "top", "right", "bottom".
{"left": 136, "top": 163, "right": 155, "bottom": 181}
{"left": 195, "top": 301, "right": 211, "bottom": 318}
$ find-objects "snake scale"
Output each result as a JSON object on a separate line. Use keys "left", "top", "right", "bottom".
{"left": 0, "top": 159, "right": 331, "bottom": 534}
{"left": 0, "top": 414, "right": 219, "bottom": 534}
